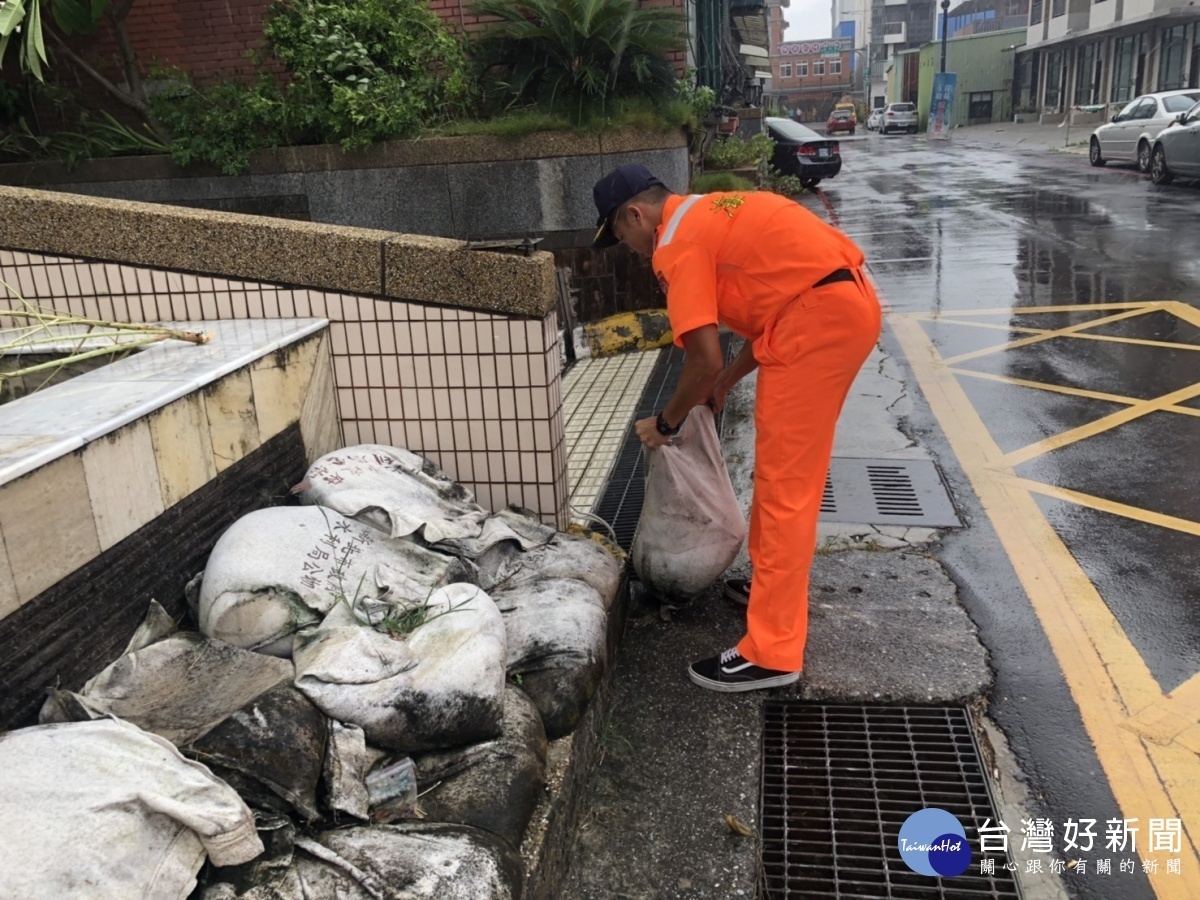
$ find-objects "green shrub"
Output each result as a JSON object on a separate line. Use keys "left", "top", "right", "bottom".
{"left": 470, "top": 0, "right": 684, "bottom": 124}
{"left": 691, "top": 172, "right": 756, "bottom": 193}
{"left": 703, "top": 132, "right": 773, "bottom": 171}
{"left": 762, "top": 166, "right": 805, "bottom": 197}
{"left": 148, "top": 0, "right": 475, "bottom": 173}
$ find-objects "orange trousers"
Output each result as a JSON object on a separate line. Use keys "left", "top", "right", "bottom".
{"left": 736, "top": 270, "right": 882, "bottom": 672}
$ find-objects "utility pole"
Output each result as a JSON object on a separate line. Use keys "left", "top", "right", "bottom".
{"left": 939, "top": 0, "right": 951, "bottom": 73}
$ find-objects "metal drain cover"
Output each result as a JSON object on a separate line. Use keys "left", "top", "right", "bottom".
{"left": 822, "top": 458, "right": 960, "bottom": 528}
{"left": 761, "top": 704, "right": 1021, "bottom": 899}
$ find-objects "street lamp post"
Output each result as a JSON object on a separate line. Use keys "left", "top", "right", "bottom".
{"left": 939, "top": 0, "right": 950, "bottom": 74}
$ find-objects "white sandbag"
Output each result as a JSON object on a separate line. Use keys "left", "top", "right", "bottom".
{"left": 292, "top": 583, "right": 507, "bottom": 753}
{"left": 297, "top": 445, "right": 545, "bottom": 557}
{"left": 39, "top": 632, "right": 294, "bottom": 746}
{"left": 202, "top": 823, "right": 522, "bottom": 900}
{"left": 473, "top": 509, "right": 622, "bottom": 606}
{"left": 632, "top": 405, "right": 747, "bottom": 600}
{"left": 492, "top": 577, "right": 608, "bottom": 738}
{"left": 297, "top": 445, "right": 499, "bottom": 544}
{"left": 0, "top": 718, "right": 263, "bottom": 900}
{"left": 199, "top": 506, "right": 472, "bottom": 657}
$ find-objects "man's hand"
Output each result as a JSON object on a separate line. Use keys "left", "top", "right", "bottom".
{"left": 635, "top": 416, "right": 673, "bottom": 449}
{"left": 709, "top": 366, "right": 736, "bottom": 412}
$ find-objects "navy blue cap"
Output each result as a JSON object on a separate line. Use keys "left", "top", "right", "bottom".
{"left": 592, "top": 164, "right": 665, "bottom": 248}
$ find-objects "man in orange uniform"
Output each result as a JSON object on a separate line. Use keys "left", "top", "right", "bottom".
{"left": 592, "top": 165, "right": 881, "bottom": 692}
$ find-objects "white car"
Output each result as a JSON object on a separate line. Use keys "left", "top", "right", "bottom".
{"left": 1150, "top": 99, "right": 1200, "bottom": 185}
{"left": 880, "top": 102, "right": 918, "bottom": 135}
{"left": 866, "top": 108, "right": 885, "bottom": 131}
{"left": 1090, "top": 89, "right": 1200, "bottom": 173}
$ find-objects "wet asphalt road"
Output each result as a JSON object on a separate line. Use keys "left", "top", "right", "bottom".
{"left": 803, "top": 134, "right": 1200, "bottom": 900}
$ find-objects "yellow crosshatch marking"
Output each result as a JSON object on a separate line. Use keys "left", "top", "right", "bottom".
{"left": 891, "top": 300, "right": 1200, "bottom": 900}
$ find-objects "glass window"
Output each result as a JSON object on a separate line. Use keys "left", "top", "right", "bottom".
{"left": 797, "top": 61, "right": 808, "bottom": 77}
{"left": 1111, "top": 35, "right": 1137, "bottom": 103}
{"left": 1159, "top": 25, "right": 1187, "bottom": 91}
{"left": 1114, "top": 96, "right": 1141, "bottom": 120}
{"left": 1163, "top": 92, "right": 1200, "bottom": 113}
{"left": 1074, "top": 43, "right": 1099, "bottom": 105}
{"left": 780, "top": 62, "right": 792, "bottom": 78}
{"left": 766, "top": 118, "right": 822, "bottom": 142}
{"left": 830, "top": 59, "right": 842, "bottom": 75}
{"left": 1044, "top": 50, "right": 1064, "bottom": 110}
{"left": 1030, "top": 0, "right": 1042, "bottom": 21}
{"left": 1051, "top": 0, "right": 1065, "bottom": 16}
{"left": 814, "top": 60, "right": 826, "bottom": 76}
{"left": 1132, "top": 98, "right": 1156, "bottom": 119}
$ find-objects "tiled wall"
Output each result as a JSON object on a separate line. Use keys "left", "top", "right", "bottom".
{"left": 0, "top": 248, "right": 568, "bottom": 525}
{"left": 0, "top": 329, "right": 333, "bottom": 621}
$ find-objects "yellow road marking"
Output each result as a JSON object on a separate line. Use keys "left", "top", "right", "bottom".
{"left": 929, "top": 317, "right": 1200, "bottom": 355}
{"left": 909, "top": 302, "right": 1154, "bottom": 318}
{"left": 1003, "top": 381, "right": 1200, "bottom": 467}
{"left": 1012, "top": 477, "right": 1200, "bottom": 539}
{"left": 951, "top": 369, "right": 1200, "bottom": 419}
{"left": 1167, "top": 301, "right": 1200, "bottom": 329}
{"left": 892, "top": 313, "right": 1200, "bottom": 896}
{"left": 1126, "top": 673, "right": 1200, "bottom": 748}
{"left": 942, "top": 306, "right": 1161, "bottom": 366}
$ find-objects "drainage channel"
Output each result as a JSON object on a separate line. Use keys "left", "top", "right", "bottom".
{"left": 761, "top": 703, "right": 1022, "bottom": 900}
{"left": 592, "top": 344, "right": 961, "bottom": 550}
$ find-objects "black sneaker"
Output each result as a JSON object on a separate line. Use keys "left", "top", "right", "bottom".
{"left": 723, "top": 578, "right": 751, "bottom": 606}
{"left": 688, "top": 648, "right": 800, "bottom": 693}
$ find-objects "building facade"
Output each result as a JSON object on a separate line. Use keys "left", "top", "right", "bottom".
{"left": 769, "top": 37, "right": 858, "bottom": 120}
{"left": 917, "top": 28, "right": 1026, "bottom": 126}
{"left": 870, "top": 0, "right": 938, "bottom": 109}
{"left": 1017, "top": 0, "right": 1200, "bottom": 114}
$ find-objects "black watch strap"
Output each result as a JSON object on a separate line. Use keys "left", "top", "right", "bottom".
{"left": 655, "top": 411, "right": 683, "bottom": 436}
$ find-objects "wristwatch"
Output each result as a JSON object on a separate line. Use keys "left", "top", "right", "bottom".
{"left": 655, "top": 412, "right": 682, "bottom": 436}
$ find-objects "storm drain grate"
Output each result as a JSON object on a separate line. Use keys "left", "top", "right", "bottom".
{"left": 822, "top": 459, "right": 961, "bottom": 528}
{"left": 761, "top": 704, "right": 1022, "bottom": 900}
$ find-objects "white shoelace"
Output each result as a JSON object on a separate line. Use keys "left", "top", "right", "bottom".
{"left": 719, "top": 648, "right": 742, "bottom": 665}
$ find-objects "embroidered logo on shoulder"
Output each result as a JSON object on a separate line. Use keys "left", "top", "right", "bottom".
{"left": 710, "top": 194, "right": 745, "bottom": 218}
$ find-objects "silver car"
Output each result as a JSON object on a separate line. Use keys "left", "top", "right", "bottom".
{"left": 1150, "top": 99, "right": 1200, "bottom": 185}
{"left": 1089, "top": 89, "right": 1200, "bottom": 172}
{"left": 881, "top": 102, "right": 918, "bottom": 135}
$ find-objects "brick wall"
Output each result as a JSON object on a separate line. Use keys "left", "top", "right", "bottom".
{"left": 58, "top": 0, "right": 686, "bottom": 89}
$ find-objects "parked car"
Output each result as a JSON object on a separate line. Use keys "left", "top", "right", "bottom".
{"left": 1150, "top": 99, "right": 1200, "bottom": 185}
{"left": 880, "top": 102, "right": 918, "bottom": 134}
{"left": 1089, "top": 89, "right": 1200, "bottom": 172}
{"left": 866, "top": 107, "right": 885, "bottom": 131}
{"left": 764, "top": 116, "right": 842, "bottom": 189}
{"left": 826, "top": 109, "right": 856, "bottom": 135}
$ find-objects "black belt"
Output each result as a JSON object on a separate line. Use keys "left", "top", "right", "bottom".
{"left": 813, "top": 267, "right": 856, "bottom": 288}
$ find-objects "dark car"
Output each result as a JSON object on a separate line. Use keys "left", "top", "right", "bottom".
{"left": 764, "top": 117, "right": 842, "bottom": 189}
{"left": 826, "top": 109, "right": 856, "bottom": 135}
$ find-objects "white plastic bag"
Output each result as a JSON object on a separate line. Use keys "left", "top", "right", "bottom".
{"left": 632, "top": 405, "right": 747, "bottom": 600}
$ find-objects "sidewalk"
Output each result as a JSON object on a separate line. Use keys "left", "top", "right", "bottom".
{"left": 558, "top": 341, "right": 1046, "bottom": 899}
{"left": 948, "top": 119, "right": 1092, "bottom": 156}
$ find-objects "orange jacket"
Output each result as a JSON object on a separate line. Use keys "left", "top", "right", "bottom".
{"left": 652, "top": 191, "right": 865, "bottom": 347}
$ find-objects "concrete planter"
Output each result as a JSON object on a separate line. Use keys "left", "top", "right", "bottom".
{"left": 1012, "top": 113, "right": 1036, "bottom": 124}
{"left": 0, "top": 128, "right": 689, "bottom": 243}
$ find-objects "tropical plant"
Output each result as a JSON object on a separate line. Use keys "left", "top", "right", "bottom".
{"left": 762, "top": 166, "right": 805, "bottom": 196}
{"left": 0, "top": 0, "right": 169, "bottom": 141}
{"left": 470, "top": 0, "right": 685, "bottom": 124}
{"left": 0, "top": 0, "right": 103, "bottom": 82}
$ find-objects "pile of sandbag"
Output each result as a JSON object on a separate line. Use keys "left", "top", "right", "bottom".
{"left": 14, "top": 443, "right": 624, "bottom": 898}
